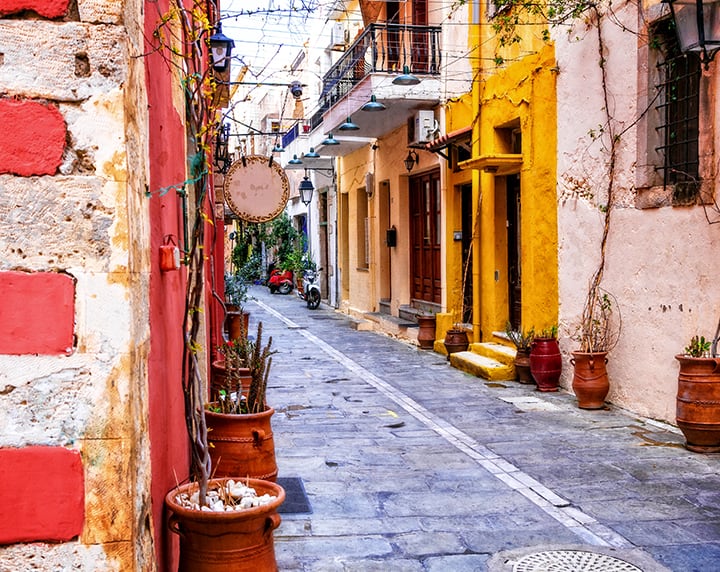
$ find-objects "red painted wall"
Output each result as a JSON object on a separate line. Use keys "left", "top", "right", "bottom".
{"left": 0, "top": 100, "right": 66, "bottom": 176}
{"left": 0, "top": 271, "right": 75, "bottom": 355}
{"left": 0, "top": 0, "right": 69, "bottom": 17}
{"left": 144, "top": 2, "right": 191, "bottom": 569}
{"left": 0, "top": 447, "right": 84, "bottom": 544}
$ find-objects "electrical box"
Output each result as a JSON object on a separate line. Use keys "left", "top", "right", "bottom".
{"left": 410, "top": 110, "right": 437, "bottom": 146}
{"left": 328, "top": 22, "right": 347, "bottom": 51}
{"left": 386, "top": 227, "right": 397, "bottom": 248}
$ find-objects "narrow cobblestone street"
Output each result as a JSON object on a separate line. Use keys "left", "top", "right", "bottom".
{"left": 244, "top": 285, "right": 720, "bottom": 571}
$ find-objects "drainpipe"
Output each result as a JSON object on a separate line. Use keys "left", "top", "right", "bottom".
{"left": 471, "top": 0, "right": 482, "bottom": 342}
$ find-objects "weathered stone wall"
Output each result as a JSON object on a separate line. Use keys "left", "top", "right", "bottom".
{"left": 0, "top": 0, "right": 153, "bottom": 568}
{"left": 554, "top": 0, "right": 720, "bottom": 423}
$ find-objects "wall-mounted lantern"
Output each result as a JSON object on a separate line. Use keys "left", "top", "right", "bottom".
{"left": 209, "top": 24, "right": 235, "bottom": 72}
{"left": 665, "top": 0, "right": 720, "bottom": 67}
{"left": 403, "top": 150, "right": 418, "bottom": 172}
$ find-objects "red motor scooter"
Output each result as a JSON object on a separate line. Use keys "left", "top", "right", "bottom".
{"left": 267, "top": 267, "right": 294, "bottom": 294}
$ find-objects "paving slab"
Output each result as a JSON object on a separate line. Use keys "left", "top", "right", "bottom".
{"left": 243, "top": 286, "right": 720, "bottom": 571}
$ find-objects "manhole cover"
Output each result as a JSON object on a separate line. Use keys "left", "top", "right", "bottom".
{"left": 513, "top": 550, "right": 643, "bottom": 572}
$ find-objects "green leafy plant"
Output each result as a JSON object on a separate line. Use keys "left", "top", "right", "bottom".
{"left": 224, "top": 272, "right": 248, "bottom": 308}
{"left": 505, "top": 322, "right": 535, "bottom": 351}
{"left": 685, "top": 335, "right": 711, "bottom": 358}
{"left": 537, "top": 325, "right": 558, "bottom": 339}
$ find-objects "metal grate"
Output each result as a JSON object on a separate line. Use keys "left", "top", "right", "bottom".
{"left": 654, "top": 19, "right": 701, "bottom": 205}
{"left": 513, "top": 550, "right": 643, "bottom": 572}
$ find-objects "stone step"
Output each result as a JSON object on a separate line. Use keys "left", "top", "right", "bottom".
{"left": 449, "top": 350, "right": 515, "bottom": 381}
{"left": 471, "top": 342, "right": 516, "bottom": 366}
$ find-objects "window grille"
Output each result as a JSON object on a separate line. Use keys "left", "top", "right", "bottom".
{"left": 655, "top": 20, "right": 701, "bottom": 205}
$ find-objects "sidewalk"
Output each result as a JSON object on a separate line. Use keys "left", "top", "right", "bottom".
{"left": 245, "top": 286, "right": 720, "bottom": 571}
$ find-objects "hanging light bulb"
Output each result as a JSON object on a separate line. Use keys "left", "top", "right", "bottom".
{"left": 392, "top": 65, "right": 420, "bottom": 86}
{"left": 361, "top": 95, "right": 386, "bottom": 112}
{"left": 304, "top": 147, "right": 320, "bottom": 158}
{"left": 288, "top": 154, "right": 302, "bottom": 165}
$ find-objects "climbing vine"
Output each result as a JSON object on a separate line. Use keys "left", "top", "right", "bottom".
{"left": 148, "top": 0, "right": 223, "bottom": 505}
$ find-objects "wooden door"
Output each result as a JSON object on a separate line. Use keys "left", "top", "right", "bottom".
{"left": 411, "top": 0, "right": 429, "bottom": 72}
{"left": 507, "top": 174, "right": 521, "bottom": 328}
{"left": 410, "top": 170, "right": 441, "bottom": 304}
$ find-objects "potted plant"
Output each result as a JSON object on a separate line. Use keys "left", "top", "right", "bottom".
{"left": 569, "top": 289, "right": 620, "bottom": 408}
{"left": 529, "top": 325, "right": 561, "bottom": 391}
{"left": 224, "top": 271, "right": 249, "bottom": 341}
{"left": 206, "top": 321, "right": 279, "bottom": 481}
{"left": 505, "top": 323, "right": 534, "bottom": 384}
{"left": 676, "top": 333, "right": 720, "bottom": 453}
{"left": 165, "top": 477, "right": 285, "bottom": 571}
{"left": 154, "top": 6, "right": 285, "bottom": 568}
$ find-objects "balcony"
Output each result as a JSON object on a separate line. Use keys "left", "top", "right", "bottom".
{"left": 318, "top": 23, "right": 443, "bottom": 153}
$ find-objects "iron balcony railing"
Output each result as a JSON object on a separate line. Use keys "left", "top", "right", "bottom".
{"left": 320, "top": 22, "right": 441, "bottom": 113}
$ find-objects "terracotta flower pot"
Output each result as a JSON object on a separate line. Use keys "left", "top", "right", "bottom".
{"left": 210, "top": 360, "right": 251, "bottom": 403}
{"left": 205, "top": 407, "right": 278, "bottom": 481}
{"left": 166, "top": 478, "right": 285, "bottom": 572}
{"left": 529, "top": 337, "right": 562, "bottom": 392}
{"left": 514, "top": 349, "right": 533, "bottom": 384}
{"left": 444, "top": 329, "right": 469, "bottom": 360}
{"left": 226, "top": 311, "right": 250, "bottom": 341}
{"left": 571, "top": 351, "right": 609, "bottom": 409}
{"left": 417, "top": 315, "right": 437, "bottom": 350}
{"left": 675, "top": 355, "right": 720, "bottom": 453}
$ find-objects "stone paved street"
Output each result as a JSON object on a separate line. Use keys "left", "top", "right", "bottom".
{"left": 244, "top": 286, "right": 720, "bottom": 571}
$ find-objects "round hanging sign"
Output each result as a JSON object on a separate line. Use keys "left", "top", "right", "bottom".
{"left": 223, "top": 155, "right": 290, "bottom": 222}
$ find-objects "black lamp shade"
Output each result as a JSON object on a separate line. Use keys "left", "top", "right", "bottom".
{"left": 299, "top": 177, "right": 314, "bottom": 206}
{"left": 392, "top": 65, "right": 420, "bottom": 86}
{"left": 339, "top": 116, "right": 359, "bottom": 131}
{"left": 209, "top": 25, "right": 235, "bottom": 72}
{"left": 304, "top": 148, "right": 320, "bottom": 158}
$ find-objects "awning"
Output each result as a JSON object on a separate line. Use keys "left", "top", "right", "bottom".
{"left": 424, "top": 126, "right": 472, "bottom": 159}
{"left": 458, "top": 153, "right": 523, "bottom": 176}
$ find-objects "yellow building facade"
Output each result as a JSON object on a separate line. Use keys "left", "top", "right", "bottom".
{"left": 439, "top": 9, "right": 559, "bottom": 346}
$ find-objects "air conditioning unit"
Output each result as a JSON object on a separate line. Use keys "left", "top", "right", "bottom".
{"left": 328, "top": 22, "right": 347, "bottom": 51}
{"left": 410, "top": 110, "right": 438, "bottom": 146}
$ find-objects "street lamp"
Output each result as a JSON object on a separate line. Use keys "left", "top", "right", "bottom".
{"left": 403, "top": 150, "right": 418, "bottom": 172}
{"left": 214, "top": 123, "right": 231, "bottom": 174}
{"left": 665, "top": 0, "right": 720, "bottom": 67}
{"left": 299, "top": 175, "right": 314, "bottom": 206}
{"left": 209, "top": 24, "right": 235, "bottom": 72}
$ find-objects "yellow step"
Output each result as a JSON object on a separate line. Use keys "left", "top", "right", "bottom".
{"left": 471, "top": 342, "right": 516, "bottom": 366}
{"left": 449, "top": 351, "right": 515, "bottom": 381}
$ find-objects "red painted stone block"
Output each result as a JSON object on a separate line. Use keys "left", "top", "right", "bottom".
{"left": 0, "top": 271, "right": 75, "bottom": 355}
{"left": 0, "top": 447, "right": 84, "bottom": 544}
{"left": 0, "top": 100, "right": 66, "bottom": 176}
{"left": 0, "top": 0, "right": 69, "bottom": 18}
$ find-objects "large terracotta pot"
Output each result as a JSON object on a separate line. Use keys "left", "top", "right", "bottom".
{"left": 529, "top": 337, "right": 562, "bottom": 392}
{"left": 444, "top": 329, "right": 469, "bottom": 360}
{"left": 205, "top": 407, "right": 278, "bottom": 481}
{"left": 166, "top": 478, "right": 285, "bottom": 572}
{"left": 210, "top": 360, "right": 251, "bottom": 402}
{"left": 514, "top": 349, "right": 533, "bottom": 384}
{"left": 226, "top": 311, "right": 250, "bottom": 341}
{"left": 675, "top": 355, "right": 720, "bottom": 453}
{"left": 570, "top": 351, "right": 609, "bottom": 409}
{"left": 417, "top": 315, "right": 437, "bottom": 350}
